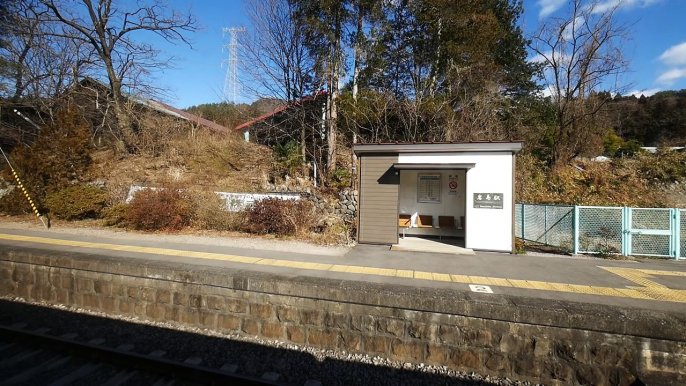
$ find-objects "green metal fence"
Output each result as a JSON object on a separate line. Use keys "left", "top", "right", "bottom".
{"left": 515, "top": 203, "right": 683, "bottom": 259}
{"left": 680, "top": 210, "right": 685, "bottom": 259}
{"left": 515, "top": 204, "right": 574, "bottom": 252}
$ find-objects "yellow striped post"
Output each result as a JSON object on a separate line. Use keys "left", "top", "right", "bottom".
{"left": 2, "top": 147, "right": 48, "bottom": 229}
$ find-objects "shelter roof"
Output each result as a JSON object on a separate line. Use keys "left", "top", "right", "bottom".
{"left": 353, "top": 140, "right": 524, "bottom": 154}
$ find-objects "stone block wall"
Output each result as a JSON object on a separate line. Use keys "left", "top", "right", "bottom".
{"left": 335, "top": 190, "right": 358, "bottom": 222}
{"left": 0, "top": 247, "right": 684, "bottom": 386}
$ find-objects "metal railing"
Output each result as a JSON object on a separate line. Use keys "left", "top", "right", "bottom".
{"left": 516, "top": 203, "right": 684, "bottom": 259}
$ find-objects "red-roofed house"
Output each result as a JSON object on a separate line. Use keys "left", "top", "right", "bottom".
{"left": 234, "top": 91, "right": 327, "bottom": 145}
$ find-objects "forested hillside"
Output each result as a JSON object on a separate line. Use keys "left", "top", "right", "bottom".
{"left": 606, "top": 90, "right": 686, "bottom": 147}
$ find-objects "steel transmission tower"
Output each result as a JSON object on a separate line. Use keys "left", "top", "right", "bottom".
{"left": 222, "top": 27, "right": 245, "bottom": 104}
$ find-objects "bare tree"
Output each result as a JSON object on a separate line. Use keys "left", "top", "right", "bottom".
{"left": 240, "top": 0, "right": 318, "bottom": 165}
{"left": 241, "top": 0, "right": 316, "bottom": 102}
{"left": 529, "top": 0, "right": 631, "bottom": 165}
{"left": 0, "top": 1, "right": 89, "bottom": 105}
{"left": 38, "top": 0, "right": 198, "bottom": 145}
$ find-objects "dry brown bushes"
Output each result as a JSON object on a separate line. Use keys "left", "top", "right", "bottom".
{"left": 516, "top": 151, "right": 686, "bottom": 207}
{"left": 187, "top": 188, "right": 245, "bottom": 232}
{"left": 245, "top": 198, "right": 314, "bottom": 236}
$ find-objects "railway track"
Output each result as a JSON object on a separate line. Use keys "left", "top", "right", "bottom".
{"left": 0, "top": 323, "right": 312, "bottom": 386}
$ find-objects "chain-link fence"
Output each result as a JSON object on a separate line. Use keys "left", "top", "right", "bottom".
{"left": 515, "top": 204, "right": 574, "bottom": 252}
{"left": 578, "top": 206, "right": 623, "bottom": 254}
{"left": 516, "top": 204, "right": 683, "bottom": 259}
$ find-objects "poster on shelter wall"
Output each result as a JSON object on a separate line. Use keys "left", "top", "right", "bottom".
{"left": 448, "top": 175, "right": 458, "bottom": 195}
{"left": 473, "top": 193, "right": 503, "bottom": 209}
{"left": 418, "top": 174, "right": 441, "bottom": 203}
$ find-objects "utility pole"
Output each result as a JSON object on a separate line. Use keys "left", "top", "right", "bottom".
{"left": 222, "top": 27, "right": 246, "bottom": 104}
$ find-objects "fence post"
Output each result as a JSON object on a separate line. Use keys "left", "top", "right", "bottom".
{"left": 544, "top": 205, "right": 548, "bottom": 245}
{"left": 622, "top": 207, "right": 630, "bottom": 256}
{"left": 673, "top": 208, "right": 680, "bottom": 260}
{"left": 521, "top": 204, "right": 526, "bottom": 242}
{"left": 573, "top": 206, "right": 579, "bottom": 255}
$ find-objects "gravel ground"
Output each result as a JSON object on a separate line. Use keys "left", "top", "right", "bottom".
{"left": 0, "top": 296, "right": 544, "bottom": 386}
{"left": 0, "top": 219, "right": 350, "bottom": 257}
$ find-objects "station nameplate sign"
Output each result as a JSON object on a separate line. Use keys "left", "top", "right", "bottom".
{"left": 473, "top": 193, "right": 503, "bottom": 209}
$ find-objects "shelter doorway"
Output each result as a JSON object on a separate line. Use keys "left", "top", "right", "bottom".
{"left": 397, "top": 169, "right": 467, "bottom": 245}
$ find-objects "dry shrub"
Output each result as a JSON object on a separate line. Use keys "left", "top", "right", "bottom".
{"left": 0, "top": 188, "right": 33, "bottom": 215}
{"left": 45, "top": 185, "right": 107, "bottom": 220}
{"left": 245, "top": 198, "right": 313, "bottom": 236}
{"left": 188, "top": 189, "right": 245, "bottom": 231}
{"left": 130, "top": 109, "right": 188, "bottom": 157}
{"left": 0, "top": 105, "right": 93, "bottom": 215}
{"left": 102, "top": 204, "right": 128, "bottom": 227}
{"left": 306, "top": 217, "right": 354, "bottom": 245}
{"left": 125, "top": 187, "right": 191, "bottom": 231}
{"left": 516, "top": 152, "right": 678, "bottom": 207}
{"left": 636, "top": 150, "right": 686, "bottom": 183}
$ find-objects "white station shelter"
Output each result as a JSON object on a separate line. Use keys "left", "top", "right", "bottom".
{"left": 353, "top": 141, "right": 523, "bottom": 253}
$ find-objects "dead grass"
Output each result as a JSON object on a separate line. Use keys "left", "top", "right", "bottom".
{"left": 88, "top": 124, "right": 276, "bottom": 206}
{"left": 186, "top": 187, "right": 246, "bottom": 231}
{"left": 516, "top": 153, "right": 685, "bottom": 208}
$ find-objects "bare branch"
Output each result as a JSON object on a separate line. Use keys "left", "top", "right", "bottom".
{"left": 529, "top": 0, "right": 632, "bottom": 164}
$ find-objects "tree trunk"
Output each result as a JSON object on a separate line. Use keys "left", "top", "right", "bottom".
{"left": 301, "top": 107, "right": 307, "bottom": 175}
{"left": 327, "top": 16, "right": 342, "bottom": 177}
{"left": 107, "top": 69, "right": 135, "bottom": 152}
{"left": 327, "top": 83, "right": 337, "bottom": 176}
{"left": 351, "top": 4, "right": 363, "bottom": 189}
{"left": 352, "top": 5, "right": 363, "bottom": 101}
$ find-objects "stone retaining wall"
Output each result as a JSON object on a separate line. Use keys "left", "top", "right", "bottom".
{"left": 0, "top": 246, "right": 684, "bottom": 386}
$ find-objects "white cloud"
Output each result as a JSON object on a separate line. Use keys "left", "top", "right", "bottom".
{"left": 562, "top": 16, "right": 585, "bottom": 40}
{"left": 627, "top": 88, "right": 661, "bottom": 97}
{"left": 538, "top": 0, "right": 661, "bottom": 19}
{"left": 528, "top": 50, "right": 571, "bottom": 67}
{"left": 591, "top": 0, "right": 662, "bottom": 15}
{"left": 529, "top": 53, "right": 548, "bottom": 63}
{"left": 536, "top": 84, "right": 558, "bottom": 98}
{"left": 656, "top": 68, "right": 686, "bottom": 84}
{"left": 659, "top": 42, "right": 686, "bottom": 66}
{"left": 537, "top": 0, "right": 565, "bottom": 18}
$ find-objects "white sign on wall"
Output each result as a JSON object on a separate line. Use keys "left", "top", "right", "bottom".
{"left": 448, "top": 175, "right": 458, "bottom": 195}
{"left": 473, "top": 193, "right": 503, "bottom": 209}
{"left": 418, "top": 174, "right": 441, "bottom": 203}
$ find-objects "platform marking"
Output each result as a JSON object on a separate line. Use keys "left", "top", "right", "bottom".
{"left": 469, "top": 285, "right": 493, "bottom": 293}
{"left": 0, "top": 233, "right": 685, "bottom": 303}
{"left": 599, "top": 266, "right": 686, "bottom": 303}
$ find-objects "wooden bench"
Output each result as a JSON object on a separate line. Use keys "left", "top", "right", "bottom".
{"left": 438, "top": 216, "right": 456, "bottom": 229}
{"left": 400, "top": 215, "right": 462, "bottom": 239}
{"left": 416, "top": 215, "right": 434, "bottom": 229}
{"left": 398, "top": 214, "right": 412, "bottom": 238}
{"left": 438, "top": 216, "right": 456, "bottom": 240}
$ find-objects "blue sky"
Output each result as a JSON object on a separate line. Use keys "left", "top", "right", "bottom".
{"left": 524, "top": 0, "right": 686, "bottom": 98}
{"left": 150, "top": 0, "right": 686, "bottom": 108}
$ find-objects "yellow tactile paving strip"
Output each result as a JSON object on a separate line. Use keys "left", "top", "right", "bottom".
{"left": 1, "top": 233, "right": 685, "bottom": 303}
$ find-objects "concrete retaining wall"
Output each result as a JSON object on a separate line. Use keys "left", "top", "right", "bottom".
{"left": 0, "top": 246, "right": 684, "bottom": 385}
